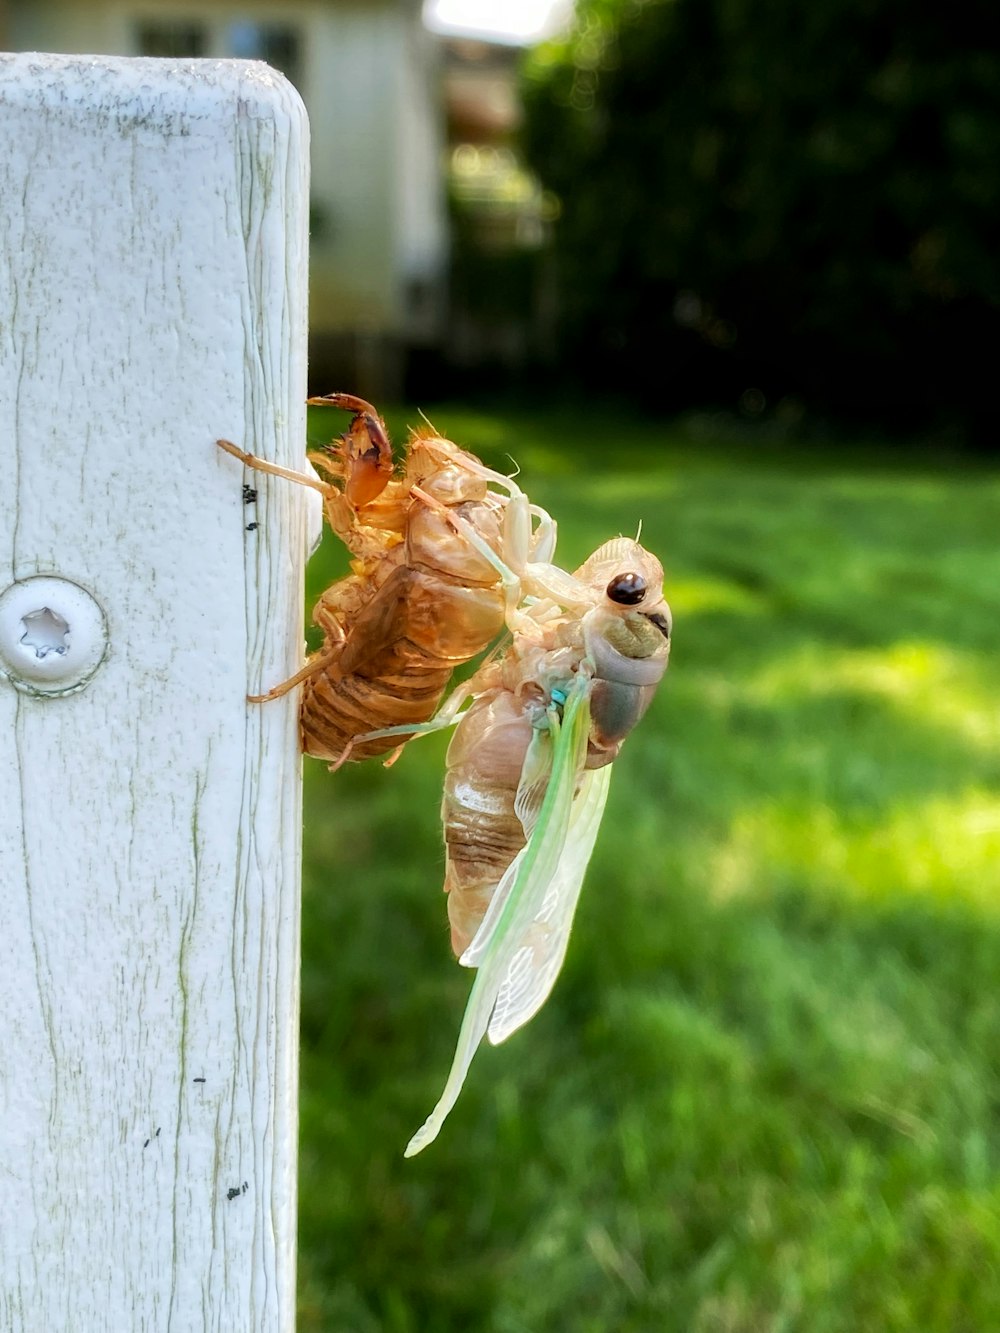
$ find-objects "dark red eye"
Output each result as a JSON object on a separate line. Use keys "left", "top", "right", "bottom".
{"left": 606, "top": 572, "right": 647, "bottom": 605}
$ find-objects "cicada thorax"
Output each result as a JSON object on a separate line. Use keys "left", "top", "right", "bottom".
{"left": 299, "top": 432, "right": 512, "bottom": 764}
{"left": 582, "top": 609, "right": 670, "bottom": 768}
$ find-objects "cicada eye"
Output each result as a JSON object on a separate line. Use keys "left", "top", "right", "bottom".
{"left": 606, "top": 571, "right": 647, "bottom": 606}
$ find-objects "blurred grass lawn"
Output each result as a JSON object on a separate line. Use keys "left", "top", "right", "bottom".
{"left": 297, "top": 404, "right": 1000, "bottom": 1333}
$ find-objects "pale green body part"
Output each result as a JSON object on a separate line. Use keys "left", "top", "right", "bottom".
{"left": 405, "top": 674, "right": 612, "bottom": 1157}
{"left": 349, "top": 535, "right": 671, "bottom": 1156}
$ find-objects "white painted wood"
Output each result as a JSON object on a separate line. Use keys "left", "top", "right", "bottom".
{"left": 0, "top": 54, "right": 313, "bottom": 1332}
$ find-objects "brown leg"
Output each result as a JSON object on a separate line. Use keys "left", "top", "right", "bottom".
{"left": 329, "top": 737, "right": 403, "bottom": 774}
{"left": 306, "top": 395, "right": 393, "bottom": 508}
{"left": 326, "top": 737, "right": 358, "bottom": 773}
{"left": 312, "top": 600, "right": 348, "bottom": 643}
{"left": 217, "top": 438, "right": 332, "bottom": 497}
{"left": 247, "top": 649, "right": 336, "bottom": 704}
{"left": 306, "top": 392, "right": 381, "bottom": 417}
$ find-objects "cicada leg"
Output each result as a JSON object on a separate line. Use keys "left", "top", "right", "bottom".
{"left": 216, "top": 438, "right": 333, "bottom": 496}
{"left": 247, "top": 648, "right": 339, "bottom": 704}
{"left": 245, "top": 596, "right": 350, "bottom": 703}
{"left": 306, "top": 391, "right": 381, "bottom": 417}
{"left": 323, "top": 734, "right": 403, "bottom": 773}
{"left": 311, "top": 597, "right": 349, "bottom": 643}
{"left": 340, "top": 670, "right": 483, "bottom": 755}
{"left": 381, "top": 744, "right": 407, "bottom": 769}
{"left": 219, "top": 435, "right": 379, "bottom": 557}
{"left": 306, "top": 392, "right": 394, "bottom": 508}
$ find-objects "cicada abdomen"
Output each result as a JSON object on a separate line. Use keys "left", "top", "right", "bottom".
{"left": 440, "top": 689, "right": 536, "bottom": 955}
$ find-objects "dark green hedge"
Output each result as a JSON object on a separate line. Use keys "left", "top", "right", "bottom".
{"left": 522, "top": 0, "right": 1000, "bottom": 440}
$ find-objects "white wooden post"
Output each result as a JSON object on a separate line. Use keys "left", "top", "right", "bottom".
{"left": 0, "top": 55, "right": 313, "bottom": 1331}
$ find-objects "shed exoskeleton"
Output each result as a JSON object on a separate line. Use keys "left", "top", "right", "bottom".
{"left": 217, "top": 394, "right": 555, "bottom": 764}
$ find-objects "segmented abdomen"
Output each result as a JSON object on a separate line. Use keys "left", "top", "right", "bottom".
{"left": 301, "top": 644, "right": 454, "bottom": 762}
{"left": 299, "top": 491, "right": 508, "bottom": 765}
{"left": 301, "top": 568, "right": 506, "bottom": 764}
{"left": 440, "top": 691, "right": 534, "bottom": 956}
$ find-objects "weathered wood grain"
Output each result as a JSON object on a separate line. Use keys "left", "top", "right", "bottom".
{"left": 0, "top": 54, "right": 313, "bottom": 1331}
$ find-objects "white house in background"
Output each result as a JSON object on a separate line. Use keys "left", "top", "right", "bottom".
{"left": 2, "top": 0, "right": 448, "bottom": 396}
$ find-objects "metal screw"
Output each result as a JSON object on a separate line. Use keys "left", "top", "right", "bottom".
{"left": 0, "top": 577, "right": 108, "bottom": 697}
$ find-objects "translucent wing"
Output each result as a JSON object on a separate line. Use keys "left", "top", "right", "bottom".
{"left": 405, "top": 675, "right": 608, "bottom": 1157}
{"left": 456, "top": 730, "right": 553, "bottom": 969}
{"left": 485, "top": 760, "right": 611, "bottom": 1044}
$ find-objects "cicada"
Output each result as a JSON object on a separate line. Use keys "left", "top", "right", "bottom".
{"left": 218, "top": 395, "right": 555, "bottom": 764}
{"left": 356, "top": 536, "right": 672, "bottom": 1155}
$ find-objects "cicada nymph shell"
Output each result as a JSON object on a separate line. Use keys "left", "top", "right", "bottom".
{"left": 218, "top": 394, "right": 554, "bottom": 765}
{"left": 219, "top": 406, "right": 674, "bottom": 1158}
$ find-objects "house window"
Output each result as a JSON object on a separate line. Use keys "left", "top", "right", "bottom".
{"left": 226, "top": 22, "right": 302, "bottom": 87}
{"left": 136, "top": 22, "right": 207, "bottom": 58}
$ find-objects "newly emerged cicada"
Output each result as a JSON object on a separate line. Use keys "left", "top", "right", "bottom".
{"left": 218, "top": 394, "right": 555, "bottom": 764}
{"left": 219, "top": 399, "right": 672, "bottom": 1157}
{"left": 354, "top": 536, "right": 672, "bottom": 1155}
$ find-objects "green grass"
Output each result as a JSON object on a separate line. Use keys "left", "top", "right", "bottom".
{"left": 297, "top": 405, "right": 1000, "bottom": 1332}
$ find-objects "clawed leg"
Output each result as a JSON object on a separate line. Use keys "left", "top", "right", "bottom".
{"left": 247, "top": 649, "right": 337, "bottom": 704}
{"left": 306, "top": 391, "right": 381, "bottom": 416}
{"left": 247, "top": 604, "right": 347, "bottom": 704}
{"left": 306, "top": 393, "right": 394, "bottom": 507}
{"left": 217, "top": 438, "right": 333, "bottom": 496}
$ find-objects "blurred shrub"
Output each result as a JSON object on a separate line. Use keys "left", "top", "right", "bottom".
{"left": 521, "top": 0, "right": 1000, "bottom": 441}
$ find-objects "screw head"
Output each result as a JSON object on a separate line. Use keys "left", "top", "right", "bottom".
{"left": 0, "top": 577, "right": 109, "bottom": 697}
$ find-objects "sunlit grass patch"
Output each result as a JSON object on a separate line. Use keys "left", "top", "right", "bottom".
{"left": 297, "top": 404, "right": 1000, "bottom": 1333}
{"left": 715, "top": 790, "right": 1000, "bottom": 911}
{"left": 749, "top": 640, "right": 1000, "bottom": 749}
{"left": 662, "top": 574, "right": 768, "bottom": 618}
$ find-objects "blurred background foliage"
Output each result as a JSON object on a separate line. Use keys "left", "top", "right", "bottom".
{"left": 2, "top": 1, "right": 996, "bottom": 1325}
{"left": 297, "top": 402, "right": 1000, "bottom": 1331}
{"left": 517, "top": 0, "right": 1000, "bottom": 442}
{"left": 8, "top": 0, "right": 992, "bottom": 439}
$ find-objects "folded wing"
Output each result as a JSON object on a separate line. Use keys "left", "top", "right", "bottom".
{"left": 405, "top": 674, "right": 609, "bottom": 1157}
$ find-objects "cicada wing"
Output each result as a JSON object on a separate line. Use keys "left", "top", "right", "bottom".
{"left": 458, "top": 844, "right": 529, "bottom": 971}
{"left": 459, "top": 728, "right": 554, "bottom": 971}
{"left": 486, "top": 761, "right": 611, "bottom": 1045}
{"left": 404, "top": 677, "right": 593, "bottom": 1158}
{"left": 512, "top": 729, "right": 553, "bottom": 838}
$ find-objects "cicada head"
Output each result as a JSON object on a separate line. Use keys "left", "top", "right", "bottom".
{"left": 575, "top": 538, "right": 671, "bottom": 654}
{"left": 574, "top": 538, "right": 672, "bottom": 761}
